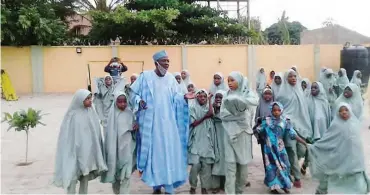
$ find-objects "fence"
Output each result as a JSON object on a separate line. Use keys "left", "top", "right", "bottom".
{"left": 1, "top": 44, "right": 366, "bottom": 94}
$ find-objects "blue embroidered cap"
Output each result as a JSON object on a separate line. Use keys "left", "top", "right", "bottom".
{"left": 153, "top": 50, "right": 168, "bottom": 61}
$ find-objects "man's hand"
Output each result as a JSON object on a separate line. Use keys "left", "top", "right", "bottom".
{"left": 184, "top": 92, "right": 195, "bottom": 100}
{"left": 139, "top": 100, "right": 147, "bottom": 110}
{"left": 138, "top": 171, "right": 143, "bottom": 177}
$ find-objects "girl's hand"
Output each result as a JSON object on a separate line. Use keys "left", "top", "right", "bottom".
{"left": 133, "top": 123, "right": 139, "bottom": 131}
{"left": 191, "top": 120, "right": 201, "bottom": 128}
{"left": 139, "top": 100, "right": 147, "bottom": 109}
{"left": 208, "top": 93, "right": 213, "bottom": 100}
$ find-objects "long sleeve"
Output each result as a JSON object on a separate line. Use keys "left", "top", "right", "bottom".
{"left": 104, "top": 64, "right": 111, "bottom": 73}
{"left": 120, "top": 63, "right": 128, "bottom": 73}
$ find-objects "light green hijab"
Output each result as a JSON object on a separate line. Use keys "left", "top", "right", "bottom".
{"left": 320, "top": 68, "right": 337, "bottom": 105}
{"left": 336, "top": 68, "right": 349, "bottom": 94}
{"left": 220, "top": 72, "right": 259, "bottom": 139}
{"left": 54, "top": 89, "right": 107, "bottom": 190}
{"left": 101, "top": 92, "right": 136, "bottom": 183}
{"left": 276, "top": 69, "right": 312, "bottom": 139}
{"left": 308, "top": 102, "right": 365, "bottom": 180}
{"left": 334, "top": 83, "right": 363, "bottom": 120}
{"left": 173, "top": 72, "right": 188, "bottom": 94}
{"left": 307, "top": 82, "right": 331, "bottom": 140}
{"left": 350, "top": 70, "right": 362, "bottom": 87}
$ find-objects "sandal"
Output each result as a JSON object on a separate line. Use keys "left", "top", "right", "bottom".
{"left": 270, "top": 189, "right": 280, "bottom": 194}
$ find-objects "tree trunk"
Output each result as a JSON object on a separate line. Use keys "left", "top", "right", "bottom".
{"left": 25, "top": 130, "right": 29, "bottom": 163}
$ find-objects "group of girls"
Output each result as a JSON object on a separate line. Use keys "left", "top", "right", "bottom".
{"left": 53, "top": 73, "right": 139, "bottom": 194}
{"left": 53, "top": 65, "right": 369, "bottom": 195}
{"left": 253, "top": 66, "right": 369, "bottom": 194}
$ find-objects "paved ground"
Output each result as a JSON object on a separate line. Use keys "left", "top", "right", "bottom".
{"left": 1, "top": 94, "right": 369, "bottom": 194}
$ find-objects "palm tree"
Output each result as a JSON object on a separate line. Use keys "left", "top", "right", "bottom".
{"left": 76, "top": 0, "right": 125, "bottom": 12}
{"left": 278, "top": 11, "right": 290, "bottom": 45}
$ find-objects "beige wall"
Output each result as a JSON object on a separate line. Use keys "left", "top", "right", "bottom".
{"left": 43, "top": 46, "right": 112, "bottom": 93}
{"left": 1, "top": 44, "right": 365, "bottom": 94}
{"left": 255, "top": 45, "right": 316, "bottom": 81}
{"left": 1, "top": 47, "right": 32, "bottom": 94}
{"left": 186, "top": 45, "right": 248, "bottom": 89}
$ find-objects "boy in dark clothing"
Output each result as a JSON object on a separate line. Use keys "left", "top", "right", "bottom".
{"left": 104, "top": 57, "right": 128, "bottom": 77}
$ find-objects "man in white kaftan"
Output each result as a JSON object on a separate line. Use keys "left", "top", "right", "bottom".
{"left": 130, "top": 50, "right": 194, "bottom": 194}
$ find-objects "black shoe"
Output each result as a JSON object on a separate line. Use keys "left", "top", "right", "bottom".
{"left": 270, "top": 189, "right": 280, "bottom": 194}
{"left": 300, "top": 165, "right": 307, "bottom": 175}
{"left": 190, "top": 188, "right": 196, "bottom": 194}
{"left": 201, "top": 188, "right": 208, "bottom": 194}
{"left": 153, "top": 189, "right": 162, "bottom": 194}
{"left": 245, "top": 181, "right": 251, "bottom": 187}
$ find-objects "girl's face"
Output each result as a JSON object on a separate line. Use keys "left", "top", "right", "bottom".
{"left": 116, "top": 95, "right": 128, "bottom": 111}
{"left": 227, "top": 76, "right": 239, "bottom": 91}
{"left": 260, "top": 68, "right": 265, "bottom": 73}
{"left": 343, "top": 87, "right": 353, "bottom": 98}
{"left": 311, "top": 82, "right": 320, "bottom": 96}
{"left": 274, "top": 76, "right": 282, "bottom": 85}
{"left": 187, "top": 84, "right": 195, "bottom": 93}
{"left": 357, "top": 72, "right": 362, "bottom": 78}
{"left": 270, "top": 71, "right": 275, "bottom": 78}
{"left": 272, "top": 104, "right": 281, "bottom": 118}
{"left": 213, "top": 74, "right": 222, "bottom": 86}
{"left": 326, "top": 73, "right": 332, "bottom": 78}
{"left": 196, "top": 92, "right": 208, "bottom": 106}
{"left": 105, "top": 77, "right": 112, "bottom": 86}
{"left": 175, "top": 75, "right": 181, "bottom": 84}
{"left": 338, "top": 70, "right": 343, "bottom": 77}
{"left": 215, "top": 93, "right": 223, "bottom": 105}
{"left": 130, "top": 76, "right": 137, "bottom": 84}
{"left": 181, "top": 71, "right": 187, "bottom": 80}
{"left": 287, "top": 72, "right": 297, "bottom": 86}
{"left": 263, "top": 90, "right": 273, "bottom": 101}
{"left": 339, "top": 106, "right": 350, "bottom": 120}
{"left": 301, "top": 81, "right": 307, "bottom": 90}
{"left": 83, "top": 94, "right": 92, "bottom": 108}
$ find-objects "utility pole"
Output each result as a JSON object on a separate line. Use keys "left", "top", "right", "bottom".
{"left": 247, "top": 0, "right": 250, "bottom": 29}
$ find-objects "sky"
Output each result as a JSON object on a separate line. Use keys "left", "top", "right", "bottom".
{"left": 202, "top": 0, "right": 370, "bottom": 37}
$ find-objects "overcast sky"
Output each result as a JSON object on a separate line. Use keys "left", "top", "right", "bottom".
{"left": 202, "top": 0, "right": 370, "bottom": 37}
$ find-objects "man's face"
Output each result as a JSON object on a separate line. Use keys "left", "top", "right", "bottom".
{"left": 156, "top": 57, "right": 170, "bottom": 71}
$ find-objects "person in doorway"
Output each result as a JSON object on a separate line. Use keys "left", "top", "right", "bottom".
{"left": 104, "top": 57, "right": 128, "bottom": 77}
{"left": 220, "top": 71, "right": 259, "bottom": 194}
{"left": 130, "top": 50, "right": 195, "bottom": 194}
{"left": 53, "top": 89, "right": 107, "bottom": 194}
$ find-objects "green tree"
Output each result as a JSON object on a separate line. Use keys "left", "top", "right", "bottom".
{"left": 90, "top": 0, "right": 249, "bottom": 44}
{"left": 264, "top": 12, "right": 306, "bottom": 45}
{"left": 1, "top": 0, "right": 67, "bottom": 46}
{"left": 76, "top": 0, "right": 125, "bottom": 12}
{"left": 2, "top": 108, "right": 46, "bottom": 166}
